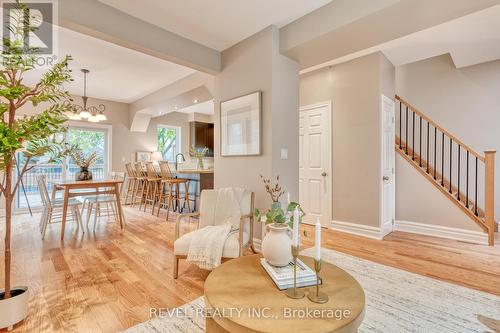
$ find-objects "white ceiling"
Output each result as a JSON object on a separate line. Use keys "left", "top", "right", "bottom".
{"left": 24, "top": 27, "right": 195, "bottom": 103}
{"left": 98, "top": 0, "right": 332, "bottom": 51}
{"left": 302, "top": 4, "right": 500, "bottom": 73}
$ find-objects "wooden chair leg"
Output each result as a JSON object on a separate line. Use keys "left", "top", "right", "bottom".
{"left": 131, "top": 179, "right": 139, "bottom": 207}
{"left": 185, "top": 182, "right": 191, "bottom": 213}
{"left": 151, "top": 181, "right": 158, "bottom": 215}
{"left": 173, "top": 256, "right": 179, "bottom": 279}
{"left": 166, "top": 183, "right": 174, "bottom": 221}
{"left": 157, "top": 182, "right": 165, "bottom": 217}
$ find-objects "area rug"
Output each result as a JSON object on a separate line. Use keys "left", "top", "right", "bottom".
{"left": 124, "top": 248, "right": 500, "bottom": 333}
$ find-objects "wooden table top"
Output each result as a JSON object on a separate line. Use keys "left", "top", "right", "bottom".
{"left": 51, "top": 179, "right": 123, "bottom": 187}
{"left": 204, "top": 254, "right": 365, "bottom": 333}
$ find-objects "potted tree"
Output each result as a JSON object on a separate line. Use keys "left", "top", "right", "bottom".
{"left": 0, "top": 1, "right": 74, "bottom": 329}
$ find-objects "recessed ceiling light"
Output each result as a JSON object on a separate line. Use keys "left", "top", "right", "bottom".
{"left": 193, "top": 99, "right": 198, "bottom": 104}
{"left": 174, "top": 105, "right": 178, "bottom": 110}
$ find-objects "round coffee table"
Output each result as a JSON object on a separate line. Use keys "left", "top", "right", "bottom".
{"left": 204, "top": 254, "right": 365, "bottom": 333}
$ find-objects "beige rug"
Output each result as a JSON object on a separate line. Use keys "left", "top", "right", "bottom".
{"left": 124, "top": 248, "right": 500, "bottom": 333}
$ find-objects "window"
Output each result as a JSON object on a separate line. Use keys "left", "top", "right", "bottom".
{"left": 15, "top": 125, "right": 110, "bottom": 210}
{"left": 157, "top": 125, "right": 180, "bottom": 162}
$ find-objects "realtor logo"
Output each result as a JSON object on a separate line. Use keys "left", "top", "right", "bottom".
{"left": 1, "top": 0, "right": 58, "bottom": 66}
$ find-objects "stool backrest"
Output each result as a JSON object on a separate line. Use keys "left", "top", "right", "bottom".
{"left": 125, "top": 163, "right": 135, "bottom": 177}
{"left": 145, "top": 162, "right": 158, "bottom": 178}
{"left": 134, "top": 162, "right": 145, "bottom": 176}
{"left": 159, "top": 161, "right": 175, "bottom": 179}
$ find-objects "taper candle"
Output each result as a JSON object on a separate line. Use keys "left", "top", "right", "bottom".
{"left": 292, "top": 207, "right": 300, "bottom": 246}
{"left": 315, "top": 217, "right": 321, "bottom": 261}
{"left": 287, "top": 192, "right": 290, "bottom": 206}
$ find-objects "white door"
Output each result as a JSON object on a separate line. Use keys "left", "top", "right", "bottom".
{"left": 381, "top": 95, "right": 396, "bottom": 236}
{"left": 299, "top": 102, "right": 332, "bottom": 227}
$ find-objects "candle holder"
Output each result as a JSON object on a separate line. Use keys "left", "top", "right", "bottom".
{"left": 307, "top": 259, "right": 329, "bottom": 304}
{"left": 285, "top": 245, "right": 305, "bottom": 299}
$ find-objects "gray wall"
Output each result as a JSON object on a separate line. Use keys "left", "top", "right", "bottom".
{"left": 300, "top": 52, "right": 393, "bottom": 228}
{"left": 214, "top": 26, "right": 299, "bottom": 239}
{"left": 395, "top": 54, "right": 500, "bottom": 228}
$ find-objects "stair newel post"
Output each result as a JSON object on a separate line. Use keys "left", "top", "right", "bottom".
{"left": 484, "top": 149, "right": 496, "bottom": 245}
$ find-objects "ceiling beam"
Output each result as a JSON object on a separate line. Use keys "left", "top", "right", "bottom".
{"left": 281, "top": 0, "right": 500, "bottom": 70}
{"left": 59, "top": 0, "right": 221, "bottom": 74}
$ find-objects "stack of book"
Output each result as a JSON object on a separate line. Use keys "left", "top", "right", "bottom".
{"left": 260, "top": 258, "right": 321, "bottom": 290}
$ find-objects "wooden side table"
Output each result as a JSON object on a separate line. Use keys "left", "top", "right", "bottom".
{"left": 204, "top": 254, "right": 365, "bottom": 333}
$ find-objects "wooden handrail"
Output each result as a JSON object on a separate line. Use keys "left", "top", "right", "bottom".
{"left": 396, "top": 95, "right": 495, "bottom": 245}
{"left": 396, "top": 95, "right": 485, "bottom": 162}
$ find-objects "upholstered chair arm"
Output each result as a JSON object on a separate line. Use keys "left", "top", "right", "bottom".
{"left": 175, "top": 212, "right": 200, "bottom": 241}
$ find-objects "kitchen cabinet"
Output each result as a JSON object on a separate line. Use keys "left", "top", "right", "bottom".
{"left": 190, "top": 121, "right": 214, "bottom": 157}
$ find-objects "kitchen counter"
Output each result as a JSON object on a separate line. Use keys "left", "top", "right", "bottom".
{"left": 174, "top": 169, "right": 214, "bottom": 211}
{"left": 175, "top": 169, "right": 214, "bottom": 174}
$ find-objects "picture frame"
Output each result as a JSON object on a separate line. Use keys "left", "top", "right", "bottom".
{"left": 136, "top": 151, "right": 151, "bottom": 162}
{"left": 220, "top": 91, "right": 262, "bottom": 156}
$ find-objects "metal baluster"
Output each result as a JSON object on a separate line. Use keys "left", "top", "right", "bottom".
{"left": 434, "top": 127, "right": 437, "bottom": 179}
{"left": 457, "top": 145, "right": 461, "bottom": 201}
{"left": 426, "top": 122, "right": 429, "bottom": 173}
{"left": 466, "top": 151, "right": 469, "bottom": 208}
{"left": 412, "top": 112, "right": 415, "bottom": 160}
{"left": 441, "top": 132, "right": 444, "bottom": 186}
{"left": 399, "top": 102, "right": 402, "bottom": 149}
{"left": 419, "top": 116, "right": 422, "bottom": 167}
{"left": 406, "top": 106, "right": 409, "bottom": 154}
{"left": 449, "top": 138, "right": 453, "bottom": 193}
{"left": 475, "top": 157, "right": 478, "bottom": 216}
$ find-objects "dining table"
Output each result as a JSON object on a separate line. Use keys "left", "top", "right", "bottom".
{"left": 51, "top": 179, "right": 125, "bottom": 240}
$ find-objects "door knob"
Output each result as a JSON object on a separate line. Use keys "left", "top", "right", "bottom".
{"left": 383, "top": 176, "right": 390, "bottom": 181}
{"left": 321, "top": 172, "right": 327, "bottom": 177}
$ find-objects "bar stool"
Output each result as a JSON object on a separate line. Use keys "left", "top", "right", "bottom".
{"left": 124, "top": 163, "right": 137, "bottom": 205}
{"left": 143, "top": 162, "right": 161, "bottom": 214}
{"left": 132, "top": 162, "right": 147, "bottom": 208}
{"left": 156, "top": 161, "right": 191, "bottom": 220}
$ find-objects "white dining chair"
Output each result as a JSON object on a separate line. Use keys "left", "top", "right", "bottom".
{"left": 81, "top": 173, "right": 125, "bottom": 228}
{"left": 37, "top": 175, "right": 84, "bottom": 239}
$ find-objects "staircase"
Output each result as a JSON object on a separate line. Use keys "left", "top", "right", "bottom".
{"left": 395, "top": 95, "right": 497, "bottom": 246}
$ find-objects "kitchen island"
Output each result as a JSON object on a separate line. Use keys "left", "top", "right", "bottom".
{"left": 174, "top": 169, "right": 213, "bottom": 212}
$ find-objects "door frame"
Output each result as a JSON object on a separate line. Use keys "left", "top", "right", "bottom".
{"left": 379, "top": 95, "right": 396, "bottom": 237}
{"left": 299, "top": 100, "right": 332, "bottom": 226}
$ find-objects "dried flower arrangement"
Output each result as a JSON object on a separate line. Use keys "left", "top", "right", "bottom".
{"left": 67, "top": 145, "right": 99, "bottom": 168}
{"left": 260, "top": 174, "right": 285, "bottom": 203}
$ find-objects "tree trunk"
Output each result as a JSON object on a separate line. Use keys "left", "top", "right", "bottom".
{"left": 3, "top": 165, "right": 12, "bottom": 299}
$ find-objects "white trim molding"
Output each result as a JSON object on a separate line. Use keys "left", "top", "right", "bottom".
{"left": 394, "top": 220, "right": 488, "bottom": 245}
{"left": 331, "top": 220, "right": 384, "bottom": 240}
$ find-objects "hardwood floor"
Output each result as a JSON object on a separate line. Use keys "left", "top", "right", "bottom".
{"left": 1, "top": 207, "right": 499, "bottom": 332}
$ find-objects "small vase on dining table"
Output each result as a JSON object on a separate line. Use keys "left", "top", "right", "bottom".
{"left": 75, "top": 167, "right": 93, "bottom": 181}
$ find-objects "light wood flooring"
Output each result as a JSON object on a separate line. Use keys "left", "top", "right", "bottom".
{"left": 0, "top": 206, "right": 499, "bottom": 332}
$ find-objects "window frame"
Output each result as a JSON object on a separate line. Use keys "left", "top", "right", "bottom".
{"left": 157, "top": 124, "right": 181, "bottom": 162}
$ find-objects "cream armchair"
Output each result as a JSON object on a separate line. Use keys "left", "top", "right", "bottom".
{"left": 173, "top": 188, "right": 255, "bottom": 279}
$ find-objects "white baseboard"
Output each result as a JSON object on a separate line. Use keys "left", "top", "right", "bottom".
{"left": 380, "top": 220, "right": 394, "bottom": 238}
{"left": 331, "top": 220, "right": 383, "bottom": 240}
{"left": 394, "top": 220, "right": 488, "bottom": 245}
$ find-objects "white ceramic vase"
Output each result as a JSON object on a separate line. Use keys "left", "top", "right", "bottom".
{"left": 261, "top": 223, "right": 293, "bottom": 267}
{"left": 0, "top": 286, "right": 29, "bottom": 330}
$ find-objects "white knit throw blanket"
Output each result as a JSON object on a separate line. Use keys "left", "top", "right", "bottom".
{"left": 187, "top": 188, "right": 244, "bottom": 270}
{"left": 186, "top": 224, "right": 232, "bottom": 270}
